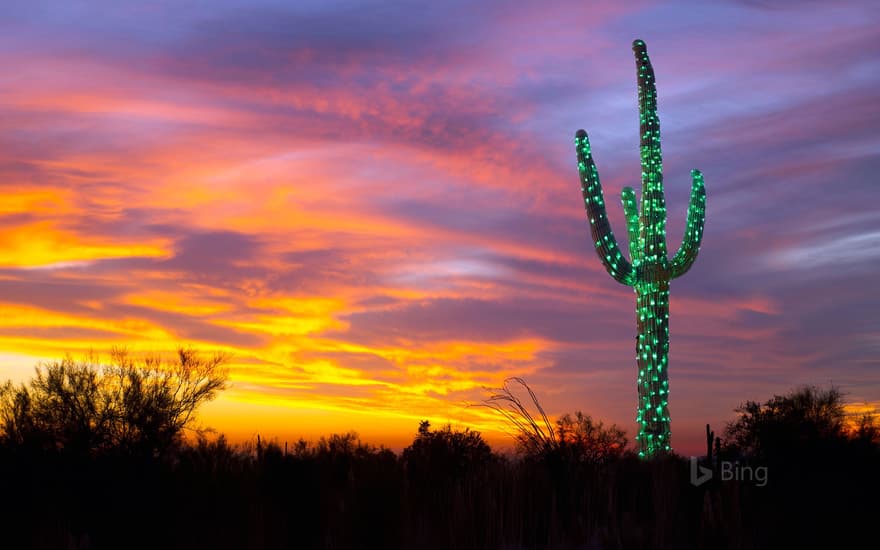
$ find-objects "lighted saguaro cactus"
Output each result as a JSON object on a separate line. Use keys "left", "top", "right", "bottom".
{"left": 574, "top": 39, "right": 707, "bottom": 457}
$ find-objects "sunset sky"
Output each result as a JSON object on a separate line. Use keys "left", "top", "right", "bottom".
{"left": 1, "top": 0, "right": 877, "bottom": 455}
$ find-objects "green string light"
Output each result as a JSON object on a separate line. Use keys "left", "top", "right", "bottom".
{"left": 573, "top": 39, "right": 707, "bottom": 458}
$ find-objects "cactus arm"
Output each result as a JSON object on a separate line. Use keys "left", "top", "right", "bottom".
{"left": 621, "top": 187, "right": 641, "bottom": 265}
{"left": 575, "top": 130, "right": 635, "bottom": 286}
{"left": 633, "top": 39, "right": 668, "bottom": 263}
{"left": 669, "top": 169, "right": 707, "bottom": 279}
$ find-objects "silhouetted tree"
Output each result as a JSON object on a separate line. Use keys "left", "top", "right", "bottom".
{"left": 851, "top": 411, "right": 880, "bottom": 448}
{"left": 723, "top": 385, "right": 848, "bottom": 460}
{"left": 402, "top": 421, "right": 493, "bottom": 481}
{"left": 0, "top": 347, "right": 228, "bottom": 457}
{"left": 554, "top": 411, "right": 629, "bottom": 464}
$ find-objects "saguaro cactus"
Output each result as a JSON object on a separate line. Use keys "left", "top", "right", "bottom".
{"left": 574, "top": 39, "right": 707, "bottom": 457}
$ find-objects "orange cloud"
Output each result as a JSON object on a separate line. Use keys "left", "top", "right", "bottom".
{"left": 0, "top": 222, "right": 169, "bottom": 268}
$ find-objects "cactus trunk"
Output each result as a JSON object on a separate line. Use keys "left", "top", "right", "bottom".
{"left": 635, "top": 281, "right": 670, "bottom": 455}
{"left": 574, "top": 40, "right": 707, "bottom": 458}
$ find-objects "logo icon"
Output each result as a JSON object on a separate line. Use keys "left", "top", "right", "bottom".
{"left": 689, "top": 456, "right": 712, "bottom": 486}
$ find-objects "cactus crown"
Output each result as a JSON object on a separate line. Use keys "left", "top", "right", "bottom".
{"left": 575, "top": 39, "right": 706, "bottom": 286}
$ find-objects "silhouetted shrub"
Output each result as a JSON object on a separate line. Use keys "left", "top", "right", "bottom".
{"left": 0, "top": 347, "right": 228, "bottom": 457}
{"left": 180, "top": 433, "right": 250, "bottom": 474}
{"left": 719, "top": 385, "right": 879, "bottom": 549}
{"left": 482, "top": 377, "right": 630, "bottom": 465}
